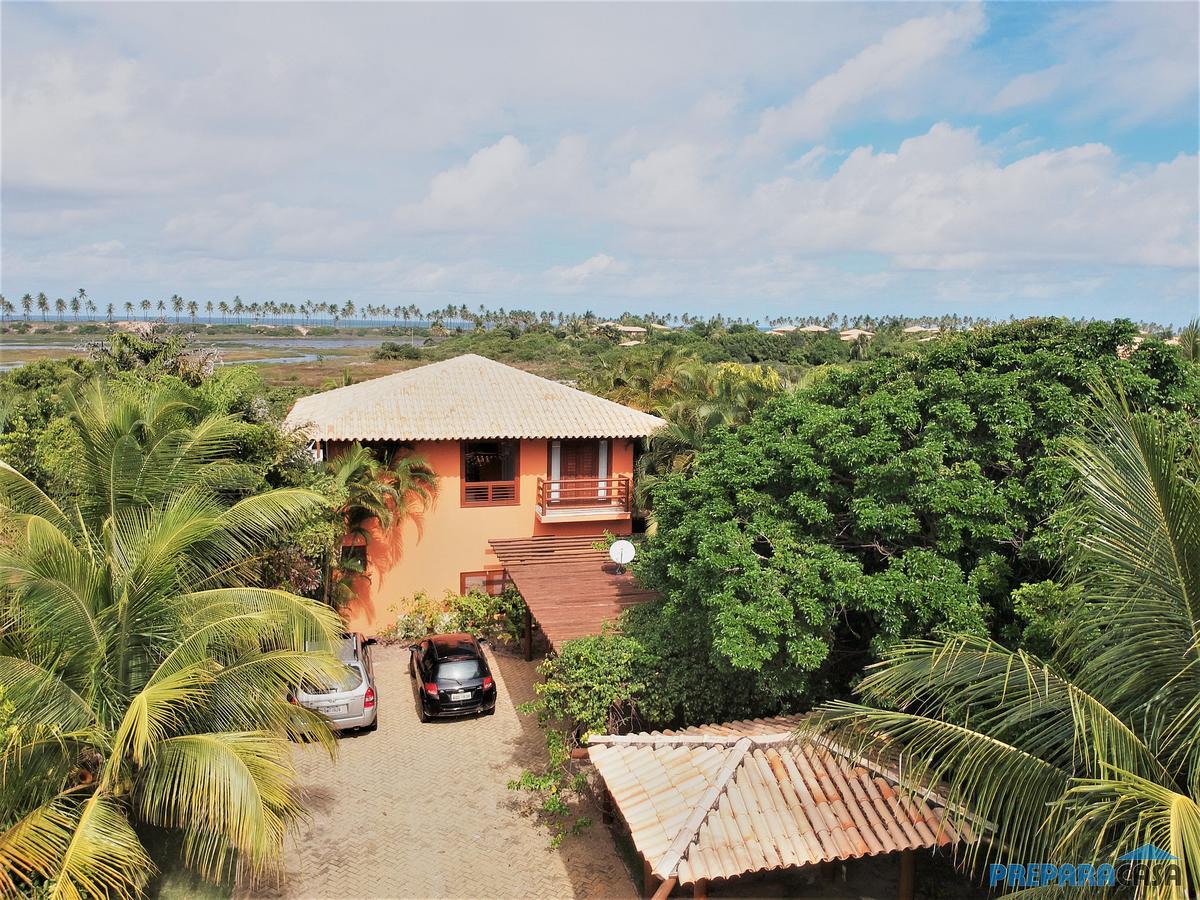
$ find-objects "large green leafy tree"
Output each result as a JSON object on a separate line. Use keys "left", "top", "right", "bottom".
{"left": 633, "top": 320, "right": 1199, "bottom": 722}
{"left": 820, "top": 386, "right": 1199, "bottom": 897}
{"left": 0, "top": 382, "right": 344, "bottom": 898}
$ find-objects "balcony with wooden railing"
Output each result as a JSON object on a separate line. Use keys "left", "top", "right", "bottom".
{"left": 535, "top": 475, "right": 632, "bottom": 522}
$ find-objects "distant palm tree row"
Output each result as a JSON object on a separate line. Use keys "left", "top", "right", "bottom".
{"left": 0, "top": 291, "right": 1185, "bottom": 337}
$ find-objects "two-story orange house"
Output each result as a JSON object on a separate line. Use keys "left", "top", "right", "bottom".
{"left": 284, "top": 354, "right": 665, "bottom": 633}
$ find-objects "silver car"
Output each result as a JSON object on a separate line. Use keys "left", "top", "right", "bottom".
{"left": 294, "top": 633, "right": 378, "bottom": 732}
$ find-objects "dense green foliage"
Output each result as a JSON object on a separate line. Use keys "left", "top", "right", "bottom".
{"left": 820, "top": 386, "right": 1200, "bottom": 896}
{"left": 590, "top": 320, "right": 1199, "bottom": 725}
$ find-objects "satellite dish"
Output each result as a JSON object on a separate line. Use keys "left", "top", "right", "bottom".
{"left": 609, "top": 539, "right": 636, "bottom": 569}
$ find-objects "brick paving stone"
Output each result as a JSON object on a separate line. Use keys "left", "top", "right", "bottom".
{"left": 244, "top": 645, "right": 636, "bottom": 900}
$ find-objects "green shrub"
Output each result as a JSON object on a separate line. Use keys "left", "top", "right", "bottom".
{"left": 372, "top": 341, "right": 420, "bottom": 361}
{"left": 377, "top": 588, "right": 527, "bottom": 644}
{"left": 509, "top": 629, "right": 649, "bottom": 845}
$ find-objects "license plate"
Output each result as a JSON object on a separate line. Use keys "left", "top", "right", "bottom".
{"left": 450, "top": 691, "right": 472, "bottom": 701}
{"left": 318, "top": 704, "right": 348, "bottom": 716}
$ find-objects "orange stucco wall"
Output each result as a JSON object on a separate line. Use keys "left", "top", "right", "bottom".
{"left": 334, "top": 438, "right": 637, "bottom": 634}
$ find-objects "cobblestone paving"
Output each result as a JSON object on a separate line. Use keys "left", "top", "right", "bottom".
{"left": 248, "top": 645, "right": 636, "bottom": 900}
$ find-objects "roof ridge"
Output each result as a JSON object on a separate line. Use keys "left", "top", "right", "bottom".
{"left": 652, "top": 736, "right": 753, "bottom": 880}
{"left": 588, "top": 731, "right": 795, "bottom": 748}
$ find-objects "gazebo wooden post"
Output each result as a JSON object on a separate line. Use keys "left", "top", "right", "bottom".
{"left": 523, "top": 605, "right": 533, "bottom": 661}
{"left": 643, "top": 858, "right": 658, "bottom": 898}
{"left": 650, "top": 875, "right": 677, "bottom": 900}
{"left": 897, "top": 850, "right": 915, "bottom": 900}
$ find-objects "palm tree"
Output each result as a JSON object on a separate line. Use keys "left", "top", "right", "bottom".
{"left": 320, "top": 444, "right": 436, "bottom": 606}
{"left": 818, "top": 385, "right": 1200, "bottom": 897}
{"left": 1176, "top": 318, "right": 1199, "bottom": 363}
{"left": 634, "top": 362, "right": 785, "bottom": 508}
{"left": 37, "top": 293, "right": 49, "bottom": 322}
{"left": 324, "top": 443, "right": 437, "bottom": 544}
{"left": 21, "top": 293, "right": 32, "bottom": 320}
{"left": 583, "top": 346, "right": 692, "bottom": 413}
{"left": 0, "top": 381, "right": 344, "bottom": 897}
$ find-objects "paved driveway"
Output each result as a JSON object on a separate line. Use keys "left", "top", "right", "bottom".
{"left": 250, "top": 645, "right": 635, "bottom": 900}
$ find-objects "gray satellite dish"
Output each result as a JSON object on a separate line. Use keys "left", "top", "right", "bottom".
{"left": 609, "top": 539, "right": 635, "bottom": 571}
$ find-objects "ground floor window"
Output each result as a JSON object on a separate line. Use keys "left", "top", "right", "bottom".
{"left": 460, "top": 569, "right": 512, "bottom": 596}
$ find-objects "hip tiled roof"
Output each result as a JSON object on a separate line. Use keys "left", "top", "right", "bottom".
{"left": 283, "top": 353, "right": 666, "bottom": 442}
{"left": 588, "top": 715, "right": 972, "bottom": 886}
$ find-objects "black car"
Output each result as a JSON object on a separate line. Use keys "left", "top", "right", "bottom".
{"left": 409, "top": 632, "right": 497, "bottom": 721}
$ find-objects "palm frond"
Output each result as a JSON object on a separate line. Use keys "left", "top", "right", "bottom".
{"left": 134, "top": 732, "right": 301, "bottom": 880}
{"left": 0, "top": 792, "right": 153, "bottom": 900}
{"left": 817, "top": 700, "right": 1067, "bottom": 868}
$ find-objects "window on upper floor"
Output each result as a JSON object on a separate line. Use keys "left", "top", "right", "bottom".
{"left": 461, "top": 440, "right": 520, "bottom": 506}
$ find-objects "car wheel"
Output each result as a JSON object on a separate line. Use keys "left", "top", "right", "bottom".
{"left": 417, "top": 703, "right": 428, "bottom": 723}
{"left": 484, "top": 706, "right": 496, "bottom": 717}
{"left": 364, "top": 717, "right": 378, "bottom": 733}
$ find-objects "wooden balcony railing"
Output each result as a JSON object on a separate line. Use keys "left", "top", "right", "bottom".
{"left": 462, "top": 480, "right": 518, "bottom": 506}
{"left": 536, "top": 475, "right": 631, "bottom": 514}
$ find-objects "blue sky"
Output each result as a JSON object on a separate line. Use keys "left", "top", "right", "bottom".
{"left": 2, "top": 2, "right": 1197, "bottom": 324}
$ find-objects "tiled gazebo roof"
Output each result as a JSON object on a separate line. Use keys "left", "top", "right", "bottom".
{"left": 588, "top": 715, "right": 972, "bottom": 887}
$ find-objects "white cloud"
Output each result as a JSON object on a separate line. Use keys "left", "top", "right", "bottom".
{"left": 546, "top": 253, "right": 626, "bottom": 290}
{"left": 752, "top": 5, "right": 986, "bottom": 149}
{"left": 990, "top": 3, "right": 1198, "bottom": 125}
{"left": 397, "top": 135, "right": 592, "bottom": 232}
{"left": 164, "top": 198, "right": 372, "bottom": 258}
{"left": 748, "top": 125, "right": 1198, "bottom": 270}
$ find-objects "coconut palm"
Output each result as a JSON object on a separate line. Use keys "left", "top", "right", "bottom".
{"left": 1177, "top": 318, "right": 1199, "bottom": 364}
{"left": 0, "top": 382, "right": 344, "bottom": 897}
{"left": 325, "top": 443, "right": 437, "bottom": 543}
{"left": 634, "top": 362, "right": 786, "bottom": 509}
{"left": 818, "top": 384, "right": 1200, "bottom": 897}
{"left": 583, "top": 346, "right": 692, "bottom": 413}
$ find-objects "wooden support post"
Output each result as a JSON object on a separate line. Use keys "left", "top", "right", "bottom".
{"left": 651, "top": 877, "right": 677, "bottom": 900}
{"left": 643, "top": 858, "right": 657, "bottom": 899}
{"left": 600, "top": 787, "right": 614, "bottom": 826}
{"left": 523, "top": 606, "right": 533, "bottom": 661}
{"left": 897, "top": 850, "right": 915, "bottom": 900}
{"left": 692, "top": 878, "right": 708, "bottom": 899}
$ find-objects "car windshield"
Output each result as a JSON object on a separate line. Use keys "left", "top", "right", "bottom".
{"left": 437, "top": 658, "right": 483, "bottom": 683}
{"left": 301, "top": 663, "right": 363, "bottom": 694}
